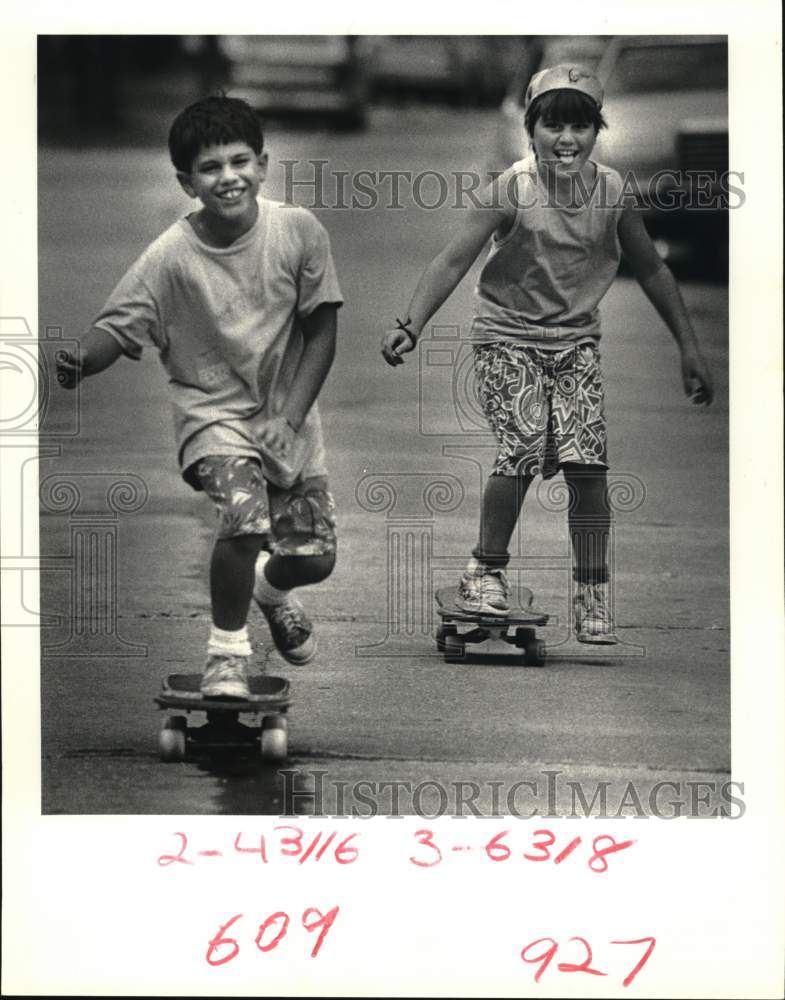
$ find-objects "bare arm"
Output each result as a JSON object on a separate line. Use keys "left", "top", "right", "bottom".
{"left": 56, "top": 326, "right": 125, "bottom": 388}
{"left": 285, "top": 303, "right": 337, "bottom": 429}
{"left": 259, "top": 302, "right": 338, "bottom": 455}
{"left": 381, "top": 178, "right": 515, "bottom": 366}
{"left": 618, "top": 205, "right": 714, "bottom": 405}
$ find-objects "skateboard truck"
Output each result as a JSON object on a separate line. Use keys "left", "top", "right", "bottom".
{"left": 435, "top": 585, "right": 549, "bottom": 666}
{"left": 154, "top": 673, "right": 290, "bottom": 762}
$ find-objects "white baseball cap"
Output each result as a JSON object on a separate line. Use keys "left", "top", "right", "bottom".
{"left": 524, "top": 63, "right": 604, "bottom": 110}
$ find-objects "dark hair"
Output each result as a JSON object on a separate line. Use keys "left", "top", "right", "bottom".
{"left": 168, "top": 95, "right": 264, "bottom": 173}
{"left": 524, "top": 89, "right": 607, "bottom": 138}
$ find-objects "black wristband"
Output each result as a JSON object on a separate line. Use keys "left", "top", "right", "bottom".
{"left": 395, "top": 316, "right": 417, "bottom": 342}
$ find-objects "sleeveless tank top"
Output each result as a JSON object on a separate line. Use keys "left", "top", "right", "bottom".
{"left": 471, "top": 154, "right": 624, "bottom": 347}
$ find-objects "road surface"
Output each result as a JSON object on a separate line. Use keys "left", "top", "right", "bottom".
{"left": 36, "top": 107, "right": 730, "bottom": 815}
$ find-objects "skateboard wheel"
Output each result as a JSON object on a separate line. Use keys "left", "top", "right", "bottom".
{"left": 436, "top": 624, "right": 457, "bottom": 652}
{"left": 158, "top": 726, "right": 186, "bottom": 762}
{"left": 260, "top": 716, "right": 288, "bottom": 761}
{"left": 523, "top": 639, "right": 547, "bottom": 667}
{"left": 514, "top": 626, "right": 536, "bottom": 648}
{"left": 443, "top": 634, "right": 465, "bottom": 663}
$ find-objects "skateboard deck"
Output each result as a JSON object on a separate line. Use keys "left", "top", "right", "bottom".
{"left": 435, "top": 585, "right": 549, "bottom": 666}
{"left": 155, "top": 673, "right": 290, "bottom": 762}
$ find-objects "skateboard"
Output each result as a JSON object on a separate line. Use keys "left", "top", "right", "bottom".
{"left": 154, "top": 673, "right": 290, "bottom": 762}
{"left": 435, "top": 585, "right": 549, "bottom": 666}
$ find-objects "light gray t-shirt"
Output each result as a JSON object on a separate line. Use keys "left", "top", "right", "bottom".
{"left": 471, "top": 155, "right": 625, "bottom": 347}
{"left": 93, "top": 196, "right": 343, "bottom": 485}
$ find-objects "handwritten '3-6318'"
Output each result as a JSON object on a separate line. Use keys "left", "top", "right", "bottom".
{"left": 410, "top": 828, "right": 635, "bottom": 871}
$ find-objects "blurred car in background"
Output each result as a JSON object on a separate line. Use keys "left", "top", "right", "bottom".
{"left": 489, "top": 35, "right": 729, "bottom": 277}
{"left": 595, "top": 36, "right": 728, "bottom": 275}
{"left": 218, "top": 35, "right": 370, "bottom": 130}
{"left": 367, "top": 36, "right": 532, "bottom": 106}
{"left": 368, "top": 36, "right": 467, "bottom": 103}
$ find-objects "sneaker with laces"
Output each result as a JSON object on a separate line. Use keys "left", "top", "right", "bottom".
{"left": 573, "top": 582, "right": 618, "bottom": 644}
{"left": 255, "top": 592, "right": 316, "bottom": 664}
{"left": 455, "top": 557, "right": 510, "bottom": 615}
{"left": 200, "top": 653, "right": 251, "bottom": 699}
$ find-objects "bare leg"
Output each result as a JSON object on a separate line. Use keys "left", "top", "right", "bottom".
{"left": 210, "top": 534, "right": 267, "bottom": 630}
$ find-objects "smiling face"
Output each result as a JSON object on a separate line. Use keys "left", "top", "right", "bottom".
{"left": 532, "top": 117, "right": 599, "bottom": 175}
{"left": 177, "top": 141, "right": 268, "bottom": 242}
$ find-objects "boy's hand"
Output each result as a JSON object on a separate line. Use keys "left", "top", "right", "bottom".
{"left": 260, "top": 415, "right": 297, "bottom": 458}
{"left": 381, "top": 328, "right": 416, "bottom": 367}
{"left": 55, "top": 349, "right": 84, "bottom": 390}
{"left": 681, "top": 348, "right": 714, "bottom": 406}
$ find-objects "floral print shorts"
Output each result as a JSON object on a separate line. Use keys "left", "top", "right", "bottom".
{"left": 192, "top": 456, "right": 337, "bottom": 556}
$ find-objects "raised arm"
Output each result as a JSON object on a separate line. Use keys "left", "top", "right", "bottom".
{"left": 381, "top": 177, "right": 515, "bottom": 366}
{"left": 618, "top": 205, "right": 714, "bottom": 405}
{"left": 56, "top": 326, "right": 125, "bottom": 389}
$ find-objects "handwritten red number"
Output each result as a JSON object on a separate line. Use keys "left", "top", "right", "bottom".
{"left": 410, "top": 829, "right": 443, "bottom": 867}
{"left": 588, "top": 835, "right": 636, "bottom": 873}
{"left": 233, "top": 832, "right": 268, "bottom": 863}
{"left": 312, "top": 832, "right": 337, "bottom": 862}
{"left": 553, "top": 836, "right": 582, "bottom": 864}
{"left": 557, "top": 936, "right": 607, "bottom": 977}
{"left": 302, "top": 906, "right": 340, "bottom": 958}
{"left": 274, "top": 825, "right": 304, "bottom": 858}
{"left": 299, "top": 832, "right": 327, "bottom": 864}
{"left": 334, "top": 833, "right": 360, "bottom": 865}
{"left": 158, "top": 831, "right": 194, "bottom": 866}
{"left": 206, "top": 913, "right": 242, "bottom": 966}
{"left": 523, "top": 829, "right": 556, "bottom": 862}
{"left": 520, "top": 937, "right": 559, "bottom": 982}
{"left": 255, "top": 911, "right": 289, "bottom": 953}
{"left": 611, "top": 937, "right": 657, "bottom": 986}
{"left": 484, "top": 830, "right": 511, "bottom": 862}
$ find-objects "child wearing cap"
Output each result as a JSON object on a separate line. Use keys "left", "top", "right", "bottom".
{"left": 58, "top": 96, "right": 342, "bottom": 697}
{"left": 381, "top": 63, "right": 713, "bottom": 643}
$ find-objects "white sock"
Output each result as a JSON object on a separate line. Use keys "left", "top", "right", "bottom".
{"left": 208, "top": 625, "right": 252, "bottom": 657}
{"left": 253, "top": 568, "right": 290, "bottom": 606}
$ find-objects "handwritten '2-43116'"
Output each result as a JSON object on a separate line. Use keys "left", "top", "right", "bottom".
{"left": 157, "top": 829, "right": 361, "bottom": 867}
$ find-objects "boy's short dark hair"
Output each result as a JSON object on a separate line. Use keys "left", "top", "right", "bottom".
{"left": 168, "top": 95, "right": 264, "bottom": 173}
{"left": 524, "top": 89, "right": 607, "bottom": 138}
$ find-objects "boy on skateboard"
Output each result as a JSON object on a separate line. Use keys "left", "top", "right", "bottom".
{"left": 381, "top": 64, "right": 713, "bottom": 644}
{"left": 58, "top": 95, "right": 342, "bottom": 697}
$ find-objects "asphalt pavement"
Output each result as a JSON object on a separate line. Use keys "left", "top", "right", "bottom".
{"left": 37, "top": 107, "right": 730, "bottom": 815}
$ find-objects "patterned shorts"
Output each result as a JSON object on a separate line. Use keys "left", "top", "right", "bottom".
{"left": 191, "top": 456, "right": 337, "bottom": 556}
{"left": 473, "top": 342, "right": 608, "bottom": 478}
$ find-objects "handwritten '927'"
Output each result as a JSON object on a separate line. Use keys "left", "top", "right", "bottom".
{"left": 521, "top": 935, "right": 657, "bottom": 988}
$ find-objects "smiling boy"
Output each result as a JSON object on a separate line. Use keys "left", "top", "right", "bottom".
{"left": 58, "top": 96, "right": 343, "bottom": 698}
{"left": 382, "top": 64, "right": 713, "bottom": 643}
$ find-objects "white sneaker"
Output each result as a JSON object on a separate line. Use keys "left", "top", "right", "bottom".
{"left": 573, "top": 582, "right": 618, "bottom": 644}
{"left": 200, "top": 653, "right": 251, "bottom": 699}
{"left": 456, "top": 557, "right": 510, "bottom": 615}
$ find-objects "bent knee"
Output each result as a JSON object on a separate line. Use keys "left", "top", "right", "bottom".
{"left": 306, "top": 553, "right": 336, "bottom": 583}
{"left": 283, "top": 552, "right": 336, "bottom": 585}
